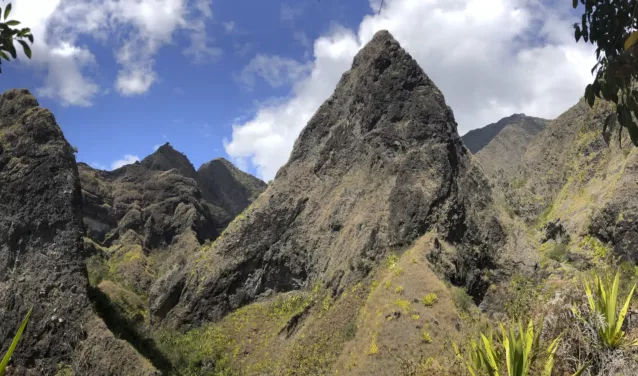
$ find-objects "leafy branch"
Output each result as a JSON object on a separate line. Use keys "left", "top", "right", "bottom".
{"left": 0, "top": 1, "right": 34, "bottom": 74}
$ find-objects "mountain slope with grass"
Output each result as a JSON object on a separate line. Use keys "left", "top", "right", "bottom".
{"left": 472, "top": 115, "right": 548, "bottom": 179}
{"left": 462, "top": 114, "right": 547, "bottom": 154}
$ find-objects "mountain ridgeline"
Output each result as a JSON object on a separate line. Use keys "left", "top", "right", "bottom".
{"left": 0, "top": 29, "right": 637, "bottom": 376}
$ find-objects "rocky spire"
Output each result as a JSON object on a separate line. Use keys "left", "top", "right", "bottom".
{"left": 151, "top": 30, "right": 504, "bottom": 327}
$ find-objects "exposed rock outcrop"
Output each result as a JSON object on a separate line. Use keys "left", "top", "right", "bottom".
{"left": 154, "top": 30, "right": 506, "bottom": 328}
{"left": 0, "top": 89, "right": 156, "bottom": 375}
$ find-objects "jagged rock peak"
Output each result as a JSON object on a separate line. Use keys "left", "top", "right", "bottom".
{"left": 288, "top": 29, "right": 459, "bottom": 170}
{"left": 196, "top": 157, "right": 267, "bottom": 217}
{"left": 141, "top": 142, "right": 197, "bottom": 178}
{"left": 153, "top": 30, "right": 504, "bottom": 326}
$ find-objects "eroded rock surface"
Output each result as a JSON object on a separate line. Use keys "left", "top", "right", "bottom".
{"left": 155, "top": 31, "right": 507, "bottom": 328}
{"left": 0, "top": 89, "right": 156, "bottom": 375}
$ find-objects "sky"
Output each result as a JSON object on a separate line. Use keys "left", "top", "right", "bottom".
{"left": 1, "top": 0, "right": 596, "bottom": 180}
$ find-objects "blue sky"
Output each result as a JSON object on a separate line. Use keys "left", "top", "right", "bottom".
{"left": 3, "top": 0, "right": 594, "bottom": 179}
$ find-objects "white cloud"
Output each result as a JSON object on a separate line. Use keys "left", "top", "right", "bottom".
{"left": 13, "top": 0, "right": 219, "bottom": 105}
{"left": 111, "top": 154, "right": 140, "bottom": 170}
{"left": 280, "top": 3, "right": 304, "bottom": 23}
{"left": 225, "top": 0, "right": 596, "bottom": 180}
{"left": 90, "top": 162, "right": 107, "bottom": 170}
{"left": 223, "top": 21, "right": 236, "bottom": 33}
{"left": 237, "top": 54, "right": 312, "bottom": 90}
{"left": 293, "top": 31, "right": 311, "bottom": 50}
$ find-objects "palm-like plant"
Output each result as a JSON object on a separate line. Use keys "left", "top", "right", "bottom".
{"left": 0, "top": 307, "right": 32, "bottom": 376}
{"left": 580, "top": 271, "right": 637, "bottom": 348}
{"left": 455, "top": 319, "right": 587, "bottom": 376}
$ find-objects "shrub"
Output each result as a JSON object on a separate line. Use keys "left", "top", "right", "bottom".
{"left": 422, "top": 293, "right": 437, "bottom": 307}
{"left": 343, "top": 320, "right": 357, "bottom": 341}
{"left": 547, "top": 243, "right": 567, "bottom": 262}
{"left": 452, "top": 287, "right": 474, "bottom": 314}
{"left": 395, "top": 285, "right": 404, "bottom": 294}
{"left": 394, "top": 298, "right": 411, "bottom": 311}
{"left": 420, "top": 330, "right": 432, "bottom": 344}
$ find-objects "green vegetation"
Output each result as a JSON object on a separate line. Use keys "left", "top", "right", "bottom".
{"left": 452, "top": 287, "right": 475, "bottom": 316}
{"left": 454, "top": 319, "right": 585, "bottom": 376}
{"left": 0, "top": 1, "right": 34, "bottom": 74}
{"left": 420, "top": 329, "right": 432, "bottom": 344}
{"left": 422, "top": 293, "right": 438, "bottom": 307}
{"left": 546, "top": 243, "right": 567, "bottom": 262}
{"left": 503, "top": 275, "right": 547, "bottom": 320}
{"left": 579, "top": 235, "right": 611, "bottom": 262}
{"left": 577, "top": 271, "right": 637, "bottom": 348}
{"left": 572, "top": 0, "right": 638, "bottom": 144}
{"left": 0, "top": 307, "right": 32, "bottom": 376}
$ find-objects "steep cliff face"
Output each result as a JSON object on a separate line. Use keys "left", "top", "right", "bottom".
{"left": 473, "top": 115, "right": 548, "bottom": 179}
{"left": 197, "top": 158, "right": 267, "bottom": 218}
{"left": 153, "top": 31, "right": 506, "bottom": 328}
{"left": 0, "top": 89, "right": 156, "bottom": 375}
{"left": 516, "top": 99, "right": 638, "bottom": 263}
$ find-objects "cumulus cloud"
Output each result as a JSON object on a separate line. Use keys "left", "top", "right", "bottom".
{"left": 13, "top": 0, "right": 217, "bottom": 105}
{"left": 111, "top": 154, "right": 140, "bottom": 170}
{"left": 225, "top": 0, "right": 596, "bottom": 180}
{"left": 237, "top": 54, "right": 312, "bottom": 90}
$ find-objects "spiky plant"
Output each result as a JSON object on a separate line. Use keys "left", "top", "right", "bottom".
{"left": 454, "top": 319, "right": 587, "bottom": 376}
{"left": 579, "top": 271, "right": 637, "bottom": 348}
{"left": 0, "top": 307, "right": 32, "bottom": 375}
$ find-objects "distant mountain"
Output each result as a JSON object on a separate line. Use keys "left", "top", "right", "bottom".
{"left": 473, "top": 115, "right": 548, "bottom": 179}
{"left": 462, "top": 114, "right": 547, "bottom": 154}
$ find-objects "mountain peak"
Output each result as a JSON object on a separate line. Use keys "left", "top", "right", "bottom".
{"left": 141, "top": 142, "right": 196, "bottom": 178}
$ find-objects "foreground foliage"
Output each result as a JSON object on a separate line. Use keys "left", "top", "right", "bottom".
{"left": 0, "top": 307, "right": 32, "bottom": 376}
{"left": 0, "top": 1, "right": 34, "bottom": 73}
{"left": 454, "top": 319, "right": 578, "bottom": 376}
{"left": 573, "top": 0, "right": 638, "bottom": 145}
{"left": 575, "top": 271, "right": 637, "bottom": 349}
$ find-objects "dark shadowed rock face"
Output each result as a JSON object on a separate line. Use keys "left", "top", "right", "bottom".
{"left": 0, "top": 89, "right": 156, "bottom": 375}
{"left": 462, "top": 114, "right": 546, "bottom": 154}
{"left": 154, "top": 30, "right": 506, "bottom": 328}
{"left": 78, "top": 146, "right": 266, "bottom": 323}
{"left": 197, "top": 158, "right": 268, "bottom": 218}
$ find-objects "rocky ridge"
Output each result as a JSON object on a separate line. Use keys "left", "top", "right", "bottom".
{"left": 152, "top": 30, "right": 508, "bottom": 330}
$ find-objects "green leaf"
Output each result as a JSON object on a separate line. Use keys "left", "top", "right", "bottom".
{"left": 17, "top": 40, "right": 30, "bottom": 58}
{"left": 625, "top": 30, "right": 638, "bottom": 50}
{"left": 4, "top": 3, "right": 11, "bottom": 21}
{"left": 26, "top": 34, "right": 33, "bottom": 44}
{"left": 0, "top": 307, "right": 32, "bottom": 375}
{"left": 575, "top": 26, "right": 581, "bottom": 42}
{"left": 0, "top": 50, "right": 9, "bottom": 61}
{"left": 3, "top": 43, "right": 16, "bottom": 59}
{"left": 5, "top": 20, "right": 19, "bottom": 26}
{"left": 573, "top": 0, "right": 578, "bottom": 8}
{"left": 585, "top": 84, "right": 595, "bottom": 107}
